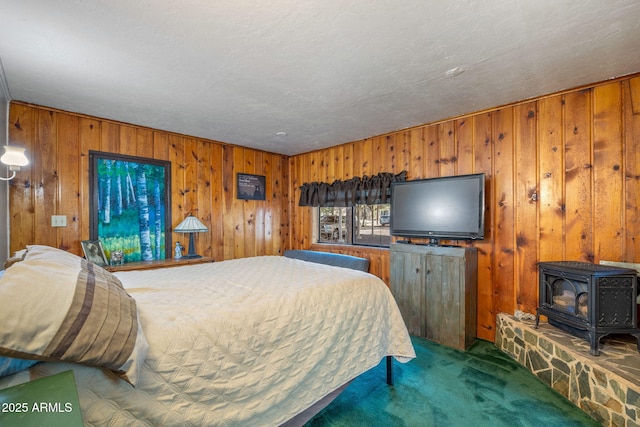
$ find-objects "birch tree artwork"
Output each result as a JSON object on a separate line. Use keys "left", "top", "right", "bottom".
{"left": 92, "top": 152, "right": 171, "bottom": 263}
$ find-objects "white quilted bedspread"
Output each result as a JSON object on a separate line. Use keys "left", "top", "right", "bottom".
{"left": 0, "top": 256, "right": 415, "bottom": 426}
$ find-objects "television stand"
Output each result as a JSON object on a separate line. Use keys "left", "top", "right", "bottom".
{"left": 390, "top": 243, "right": 478, "bottom": 350}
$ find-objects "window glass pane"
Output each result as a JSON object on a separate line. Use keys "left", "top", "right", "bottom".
{"left": 317, "top": 205, "right": 390, "bottom": 247}
{"left": 318, "top": 207, "right": 350, "bottom": 243}
{"left": 353, "top": 204, "right": 391, "bottom": 247}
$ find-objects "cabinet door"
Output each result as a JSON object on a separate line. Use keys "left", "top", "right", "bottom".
{"left": 390, "top": 250, "right": 425, "bottom": 336}
{"left": 424, "top": 255, "right": 464, "bottom": 349}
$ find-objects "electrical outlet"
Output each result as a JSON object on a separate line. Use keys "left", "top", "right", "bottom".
{"left": 51, "top": 215, "right": 67, "bottom": 227}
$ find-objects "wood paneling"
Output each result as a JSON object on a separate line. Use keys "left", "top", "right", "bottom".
{"left": 8, "top": 103, "right": 289, "bottom": 262}
{"left": 623, "top": 79, "right": 640, "bottom": 261}
{"left": 513, "top": 102, "right": 538, "bottom": 316}
{"left": 593, "top": 84, "right": 624, "bottom": 262}
{"left": 8, "top": 73, "right": 640, "bottom": 343}
{"left": 290, "top": 73, "right": 640, "bottom": 342}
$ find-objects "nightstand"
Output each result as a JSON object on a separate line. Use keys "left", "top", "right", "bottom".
{"left": 105, "top": 256, "right": 214, "bottom": 272}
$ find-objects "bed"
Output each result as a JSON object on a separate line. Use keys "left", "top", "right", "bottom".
{"left": 0, "top": 245, "right": 415, "bottom": 426}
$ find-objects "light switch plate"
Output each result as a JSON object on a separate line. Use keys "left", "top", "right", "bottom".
{"left": 51, "top": 215, "right": 67, "bottom": 227}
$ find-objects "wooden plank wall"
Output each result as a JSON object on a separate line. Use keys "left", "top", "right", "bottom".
{"left": 289, "top": 74, "right": 640, "bottom": 342}
{"left": 6, "top": 73, "right": 640, "bottom": 343}
{"left": 7, "top": 102, "right": 289, "bottom": 262}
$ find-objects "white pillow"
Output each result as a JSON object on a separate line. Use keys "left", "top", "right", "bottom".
{"left": 0, "top": 245, "right": 148, "bottom": 385}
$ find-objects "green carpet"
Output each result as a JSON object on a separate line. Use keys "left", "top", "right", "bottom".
{"left": 305, "top": 336, "right": 599, "bottom": 427}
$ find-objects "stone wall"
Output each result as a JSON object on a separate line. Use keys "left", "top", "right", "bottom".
{"left": 496, "top": 313, "right": 640, "bottom": 427}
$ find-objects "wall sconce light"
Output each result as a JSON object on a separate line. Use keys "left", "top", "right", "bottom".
{"left": 174, "top": 214, "right": 208, "bottom": 259}
{"left": 0, "top": 146, "right": 29, "bottom": 181}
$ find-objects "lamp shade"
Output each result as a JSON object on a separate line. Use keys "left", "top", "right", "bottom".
{"left": 174, "top": 215, "right": 208, "bottom": 233}
{"left": 1, "top": 146, "right": 29, "bottom": 167}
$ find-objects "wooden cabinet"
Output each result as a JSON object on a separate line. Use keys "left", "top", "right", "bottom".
{"left": 390, "top": 243, "right": 477, "bottom": 351}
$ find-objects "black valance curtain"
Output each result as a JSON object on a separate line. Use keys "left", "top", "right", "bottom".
{"left": 298, "top": 171, "right": 407, "bottom": 207}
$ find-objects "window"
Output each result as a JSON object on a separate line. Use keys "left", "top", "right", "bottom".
{"left": 319, "top": 207, "right": 350, "bottom": 243}
{"left": 301, "top": 171, "right": 406, "bottom": 248}
{"left": 318, "top": 204, "right": 391, "bottom": 247}
{"left": 354, "top": 204, "right": 391, "bottom": 247}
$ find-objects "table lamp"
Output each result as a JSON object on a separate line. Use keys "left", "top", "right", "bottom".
{"left": 174, "top": 215, "right": 208, "bottom": 259}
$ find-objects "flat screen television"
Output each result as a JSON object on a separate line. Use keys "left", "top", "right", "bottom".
{"left": 390, "top": 173, "right": 485, "bottom": 241}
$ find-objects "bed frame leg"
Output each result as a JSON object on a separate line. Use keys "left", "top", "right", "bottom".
{"left": 386, "top": 356, "right": 394, "bottom": 386}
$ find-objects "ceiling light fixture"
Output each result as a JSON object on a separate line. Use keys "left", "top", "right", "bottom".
{"left": 275, "top": 131, "right": 288, "bottom": 137}
{"left": 0, "top": 145, "right": 29, "bottom": 181}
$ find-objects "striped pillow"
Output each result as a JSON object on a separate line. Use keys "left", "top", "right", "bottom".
{"left": 0, "top": 245, "right": 148, "bottom": 384}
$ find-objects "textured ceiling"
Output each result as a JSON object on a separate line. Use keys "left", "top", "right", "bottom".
{"left": 1, "top": 1, "right": 640, "bottom": 155}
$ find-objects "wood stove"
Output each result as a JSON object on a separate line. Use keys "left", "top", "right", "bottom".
{"left": 535, "top": 261, "right": 640, "bottom": 356}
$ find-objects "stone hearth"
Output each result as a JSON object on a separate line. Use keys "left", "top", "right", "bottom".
{"left": 496, "top": 313, "right": 640, "bottom": 427}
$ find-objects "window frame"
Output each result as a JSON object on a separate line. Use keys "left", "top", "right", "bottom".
{"left": 317, "top": 203, "right": 391, "bottom": 248}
